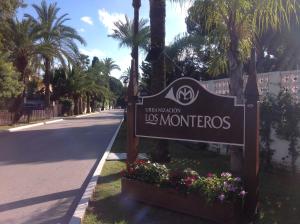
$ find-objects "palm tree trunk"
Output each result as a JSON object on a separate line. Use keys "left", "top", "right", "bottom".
{"left": 73, "top": 95, "right": 79, "bottom": 115}
{"left": 149, "top": 0, "right": 170, "bottom": 163}
{"left": 132, "top": 0, "right": 141, "bottom": 80}
{"left": 44, "top": 57, "right": 51, "bottom": 108}
{"left": 91, "top": 96, "right": 95, "bottom": 112}
{"left": 228, "top": 29, "right": 244, "bottom": 175}
{"left": 150, "top": 0, "right": 166, "bottom": 93}
{"left": 87, "top": 93, "right": 91, "bottom": 113}
{"left": 79, "top": 96, "right": 83, "bottom": 114}
{"left": 12, "top": 56, "right": 28, "bottom": 123}
{"left": 101, "top": 97, "right": 105, "bottom": 111}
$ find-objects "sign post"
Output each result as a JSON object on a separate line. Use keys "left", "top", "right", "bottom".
{"left": 244, "top": 49, "right": 260, "bottom": 218}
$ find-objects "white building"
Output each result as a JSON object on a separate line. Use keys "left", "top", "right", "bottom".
{"left": 201, "top": 70, "right": 300, "bottom": 101}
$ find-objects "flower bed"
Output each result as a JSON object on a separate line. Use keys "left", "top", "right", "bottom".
{"left": 121, "top": 160, "right": 245, "bottom": 224}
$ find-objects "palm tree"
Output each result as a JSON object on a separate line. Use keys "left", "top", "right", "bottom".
{"left": 1, "top": 18, "right": 48, "bottom": 122}
{"left": 148, "top": 0, "right": 167, "bottom": 94}
{"left": 109, "top": 15, "right": 150, "bottom": 51}
{"left": 109, "top": 14, "right": 150, "bottom": 77}
{"left": 3, "top": 19, "right": 45, "bottom": 90}
{"left": 101, "top": 57, "right": 120, "bottom": 76}
{"left": 187, "top": 0, "right": 299, "bottom": 173}
{"left": 26, "top": 0, "right": 86, "bottom": 107}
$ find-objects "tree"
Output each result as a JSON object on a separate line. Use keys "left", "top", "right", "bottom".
{"left": 0, "top": 18, "right": 48, "bottom": 121}
{"left": 2, "top": 19, "right": 47, "bottom": 95}
{"left": 66, "top": 66, "right": 87, "bottom": 115}
{"left": 147, "top": 0, "right": 171, "bottom": 163}
{"left": 26, "top": 0, "right": 86, "bottom": 107}
{"left": 109, "top": 15, "right": 150, "bottom": 51}
{"left": 274, "top": 92, "right": 300, "bottom": 174}
{"left": 109, "top": 14, "right": 150, "bottom": 77}
{"left": 0, "top": 0, "right": 24, "bottom": 21}
{"left": 91, "top": 56, "right": 100, "bottom": 68}
{"left": 148, "top": 0, "right": 166, "bottom": 93}
{"left": 101, "top": 57, "right": 120, "bottom": 76}
{"left": 189, "top": 0, "right": 298, "bottom": 101}
{"left": 187, "top": 0, "right": 299, "bottom": 173}
{"left": 0, "top": 54, "right": 23, "bottom": 107}
{"left": 109, "top": 76, "right": 123, "bottom": 97}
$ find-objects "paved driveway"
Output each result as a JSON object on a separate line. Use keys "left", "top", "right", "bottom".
{"left": 0, "top": 110, "right": 123, "bottom": 224}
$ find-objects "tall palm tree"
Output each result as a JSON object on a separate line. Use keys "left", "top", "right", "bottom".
{"left": 109, "top": 15, "right": 150, "bottom": 77}
{"left": 26, "top": 0, "right": 86, "bottom": 107}
{"left": 186, "top": 0, "right": 299, "bottom": 173}
{"left": 3, "top": 19, "right": 45, "bottom": 90}
{"left": 147, "top": 0, "right": 172, "bottom": 163}
{"left": 148, "top": 0, "right": 166, "bottom": 94}
{"left": 101, "top": 57, "right": 120, "bottom": 76}
{"left": 1, "top": 18, "right": 48, "bottom": 122}
{"left": 109, "top": 15, "right": 150, "bottom": 51}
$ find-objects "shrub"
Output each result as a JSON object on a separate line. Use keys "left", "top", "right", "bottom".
{"left": 123, "top": 160, "right": 169, "bottom": 184}
{"left": 122, "top": 161, "right": 246, "bottom": 203}
{"left": 59, "top": 98, "right": 73, "bottom": 115}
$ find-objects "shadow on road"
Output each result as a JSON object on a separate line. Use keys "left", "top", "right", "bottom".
{"left": 0, "top": 123, "right": 121, "bottom": 165}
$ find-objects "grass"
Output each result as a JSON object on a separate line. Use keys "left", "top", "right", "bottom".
{"left": 84, "top": 122, "right": 300, "bottom": 224}
{"left": 84, "top": 161, "right": 211, "bottom": 224}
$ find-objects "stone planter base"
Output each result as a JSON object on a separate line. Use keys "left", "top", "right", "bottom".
{"left": 121, "top": 178, "right": 242, "bottom": 224}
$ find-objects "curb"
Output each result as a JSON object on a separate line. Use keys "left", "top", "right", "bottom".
{"left": 8, "top": 119, "right": 64, "bottom": 132}
{"left": 7, "top": 111, "right": 101, "bottom": 132}
{"left": 69, "top": 118, "right": 124, "bottom": 224}
{"left": 8, "top": 122, "right": 46, "bottom": 132}
{"left": 75, "top": 112, "right": 100, "bottom": 118}
{"left": 44, "top": 119, "right": 64, "bottom": 124}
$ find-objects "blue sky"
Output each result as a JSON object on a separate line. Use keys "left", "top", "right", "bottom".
{"left": 17, "top": 0, "right": 191, "bottom": 79}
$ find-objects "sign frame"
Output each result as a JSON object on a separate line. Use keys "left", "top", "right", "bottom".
{"left": 135, "top": 77, "right": 246, "bottom": 147}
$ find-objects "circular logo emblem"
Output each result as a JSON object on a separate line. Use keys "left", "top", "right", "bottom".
{"left": 176, "top": 85, "right": 197, "bottom": 105}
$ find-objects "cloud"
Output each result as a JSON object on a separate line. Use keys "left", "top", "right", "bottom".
{"left": 78, "top": 28, "right": 85, "bottom": 33}
{"left": 98, "top": 8, "right": 125, "bottom": 34}
{"left": 79, "top": 48, "right": 105, "bottom": 60}
{"left": 81, "top": 16, "right": 93, "bottom": 25}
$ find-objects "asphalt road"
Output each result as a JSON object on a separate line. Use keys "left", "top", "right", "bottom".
{"left": 0, "top": 110, "right": 123, "bottom": 224}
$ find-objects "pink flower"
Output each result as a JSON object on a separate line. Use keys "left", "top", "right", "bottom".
{"left": 221, "top": 172, "right": 232, "bottom": 178}
{"left": 239, "top": 190, "right": 247, "bottom": 197}
{"left": 136, "top": 160, "right": 146, "bottom": 165}
{"left": 235, "top": 177, "right": 242, "bottom": 182}
{"left": 207, "top": 172, "right": 213, "bottom": 177}
{"left": 218, "top": 194, "right": 225, "bottom": 201}
{"left": 184, "top": 176, "right": 197, "bottom": 187}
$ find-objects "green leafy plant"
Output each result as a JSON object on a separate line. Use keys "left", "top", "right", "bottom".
{"left": 274, "top": 91, "right": 300, "bottom": 174}
{"left": 123, "top": 160, "right": 168, "bottom": 184}
{"left": 190, "top": 172, "right": 245, "bottom": 203}
{"left": 59, "top": 97, "right": 73, "bottom": 115}
{"left": 260, "top": 94, "right": 276, "bottom": 170}
{"left": 123, "top": 160, "right": 245, "bottom": 203}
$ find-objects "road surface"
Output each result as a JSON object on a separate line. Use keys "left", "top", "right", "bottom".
{"left": 0, "top": 110, "right": 123, "bottom": 224}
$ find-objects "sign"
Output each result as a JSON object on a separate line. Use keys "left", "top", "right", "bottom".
{"left": 136, "top": 78, "right": 245, "bottom": 146}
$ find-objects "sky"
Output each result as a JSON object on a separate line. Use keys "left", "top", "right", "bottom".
{"left": 17, "top": 0, "right": 192, "bottom": 79}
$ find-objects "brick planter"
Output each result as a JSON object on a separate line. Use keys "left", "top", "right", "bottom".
{"left": 121, "top": 178, "right": 242, "bottom": 224}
